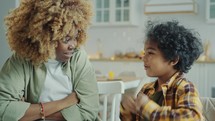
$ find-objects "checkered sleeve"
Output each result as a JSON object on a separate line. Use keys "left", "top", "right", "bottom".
{"left": 141, "top": 81, "right": 203, "bottom": 121}
{"left": 120, "top": 103, "right": 135, "bottom": 121}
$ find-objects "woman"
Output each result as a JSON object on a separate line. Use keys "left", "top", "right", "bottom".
{"left": 0, "top": 0, "right": 99, "bottom": 120}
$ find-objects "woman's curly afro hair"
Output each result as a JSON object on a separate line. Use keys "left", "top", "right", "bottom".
{"left": 146, "top": 20, "right": 203, "bottom": 73}
{"left": 5, "top": 0, "right": 92, "bottom": 65}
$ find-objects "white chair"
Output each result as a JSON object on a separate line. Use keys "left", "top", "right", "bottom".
{"left": 97, "top": 81, "right": 124, "bottom": 121}
{"left": 200, "top": 97, "right": 215, "bottom": 121}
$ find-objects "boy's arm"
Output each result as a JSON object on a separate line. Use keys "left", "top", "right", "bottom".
{"left": 139, "top": 81, "right": 203, "bottom": 121}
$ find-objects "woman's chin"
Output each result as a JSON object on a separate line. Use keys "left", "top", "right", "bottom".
{"left": 56, "top": 57, "right": 70, "bottom": 62}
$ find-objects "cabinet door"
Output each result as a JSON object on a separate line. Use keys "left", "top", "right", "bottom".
{"left": 93, "top": 0, "right": 139, "bottom": 26}
{"left": 206, "top": 0, "right": 215, "bottom": 23}
{"left": 94, "top": 0, "right": 110, "bottom": 24}
{"left": 115, "top": 0, "right": 130, "bottom": 23}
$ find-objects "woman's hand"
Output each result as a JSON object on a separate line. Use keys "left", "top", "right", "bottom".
{"left": 121, "top": 95, "right": 137, "bottom": 113}
{"left": 19, "top": 92, "right": 79, "bottom": 121}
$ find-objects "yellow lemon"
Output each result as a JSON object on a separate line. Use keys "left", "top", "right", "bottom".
{"left": 108, "top": 71, "right": 115, "bottom": 80}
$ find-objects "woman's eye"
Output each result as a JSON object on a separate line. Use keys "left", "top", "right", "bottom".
{"left": 63, "top": 37, "right": 71, "bottom": 43}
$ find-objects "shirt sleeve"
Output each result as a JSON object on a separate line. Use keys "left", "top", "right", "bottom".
{"left": 0, "top": 54, "right": 31, "bottom": 121}
{"left": 120, "top": 103, "right": 136, "bottom": 121}
{"left": 141, "top": 81, "right": 203, "bottom": 121}
{"left": 61, "top": 49, "right": 100, "bottom": 121}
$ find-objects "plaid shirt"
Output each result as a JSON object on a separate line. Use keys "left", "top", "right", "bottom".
{"left": 120, "top": 72, "right": 203, "bottom": 121}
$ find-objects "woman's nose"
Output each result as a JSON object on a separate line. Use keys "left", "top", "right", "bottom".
{"left": 68, "top": 40, "right": 77, "bottom": 50}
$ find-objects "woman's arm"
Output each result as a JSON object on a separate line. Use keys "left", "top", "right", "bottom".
{"left": 19, "top": 92, "right": 79, "bottom": 121}
{"left": 45, "top": 112, "right": 65, "bottom": 121}
{"left": 60, "top": 49, "right": 100, "bottom": 120}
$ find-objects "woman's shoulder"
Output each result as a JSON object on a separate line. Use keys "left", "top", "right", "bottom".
{"left": 72, "top": 47, "right": 87, "bottom": 58}
{"left": 69, "top": 47, "right": 90, "bottom": 65}
{"left": 7, "top": 53, "right": 30, "bottom": 65}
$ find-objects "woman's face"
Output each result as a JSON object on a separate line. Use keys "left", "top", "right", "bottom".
{"left": 55, "top": 35, "right": 78, "bottom": 62}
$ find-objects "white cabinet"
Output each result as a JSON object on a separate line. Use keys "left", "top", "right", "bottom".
{"left": 92, "top": 0, "right": 140, "bottom": 26}
{"left": 206, "top": 0, "right": 215, "bottom": 23}
{"left": 183, "top": 63, "right": 215, "bottom": 97}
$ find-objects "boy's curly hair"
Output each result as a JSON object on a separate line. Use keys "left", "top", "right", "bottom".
{"left": 5, "top": 0, "right": 92, "bottom": 65}
{"left": 146, "top": 20, "right": 203, "bottom": 73}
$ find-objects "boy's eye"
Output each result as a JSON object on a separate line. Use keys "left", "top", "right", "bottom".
{"left": 148, "top": 52, "right": 154, "bottom": 54}
{"left": 145, "top": 51, "right": 153, "bottom": 54}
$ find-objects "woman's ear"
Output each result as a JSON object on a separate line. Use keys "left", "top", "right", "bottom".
{"left": 171, "top": 56, "right": 179, "bottom": 66}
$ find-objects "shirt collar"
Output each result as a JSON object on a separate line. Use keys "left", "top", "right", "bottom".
{"left": 161, "top": 72, "right": 183, "bottom": 89}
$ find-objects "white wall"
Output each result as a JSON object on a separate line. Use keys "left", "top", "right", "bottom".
{"left": 86, "top": 0, "right": 215, "bottom": 58}
{"left": 0, "top": 1, "right": 15, "bottom": 68}
{"left": 86, "top": 0, "right": 215, "bottom": 97}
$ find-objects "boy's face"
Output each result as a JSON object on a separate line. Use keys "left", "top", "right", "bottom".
{"left": 142, "top": 40, "right": 176, "bottom": 79}
{"left": 55, "top": 35, "right": 78, "bottom": 62}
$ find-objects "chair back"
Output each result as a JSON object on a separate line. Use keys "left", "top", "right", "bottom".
{"left": 200, "top": 97, "right": 215, "bottom": 121}
{"left": 97, "top": 81, "right": 124, "bottom": 121}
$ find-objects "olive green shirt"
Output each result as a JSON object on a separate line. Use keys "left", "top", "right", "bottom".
{"left": 0, "top": 48, "right": 99, "bottom": 121}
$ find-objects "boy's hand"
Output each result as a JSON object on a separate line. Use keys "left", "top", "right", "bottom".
{"left": 121, "top": 95, "right": 136, "bottom": 113}
{"left": 136, "top": 92, "right": 149, "bottom": 111}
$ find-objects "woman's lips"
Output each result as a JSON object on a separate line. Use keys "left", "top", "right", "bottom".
{"left": 64, "top": 52, "right": 73, "bottom": 57}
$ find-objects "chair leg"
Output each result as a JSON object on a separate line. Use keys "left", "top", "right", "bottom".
{"left": 110, "top": 95, "right": 116, "bottom": 121}
{"left": 102, "top": 95, "right": 107, "bottom": 121}
{"left": 115, "top": 94, "right": 122, "bottom": 121}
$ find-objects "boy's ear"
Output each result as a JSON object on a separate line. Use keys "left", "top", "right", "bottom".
{"left": 171, "top": 56, "right": 179, "bottom": 65}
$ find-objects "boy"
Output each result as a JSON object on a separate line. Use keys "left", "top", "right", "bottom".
{"left": 120, "top": 20, "right": 203, "bottom": 121}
